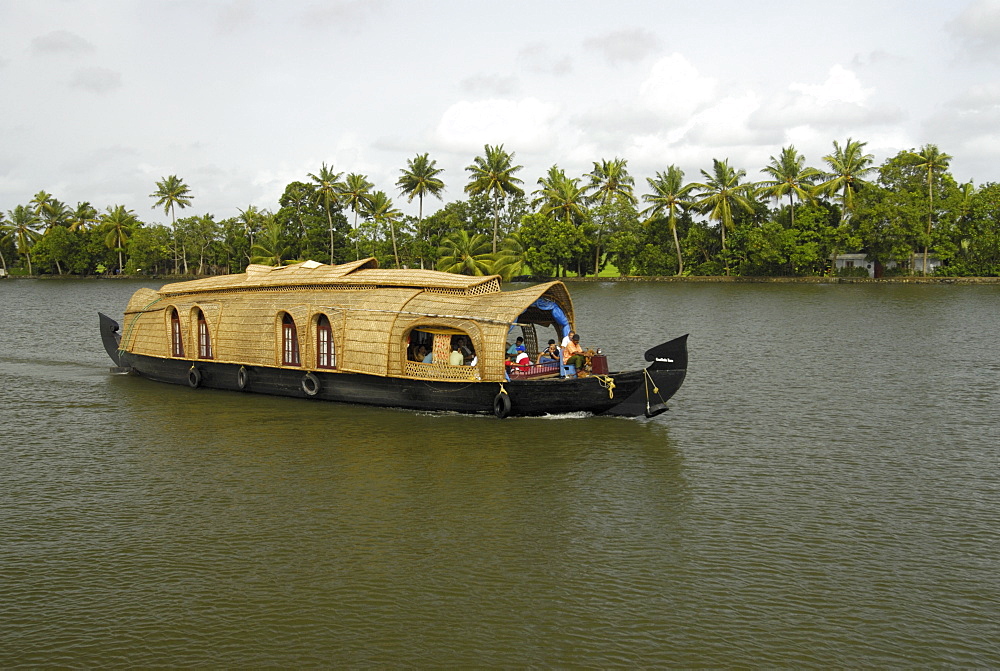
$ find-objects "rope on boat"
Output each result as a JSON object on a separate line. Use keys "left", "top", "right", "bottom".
{"left": 595, "top": 375, "right": 616, "bottom": 399}
{"left": 498, "top": 382, "right": 507, "bottom": 396}
{"left": 643, "top": 368, "right": 665, "bottom": 413}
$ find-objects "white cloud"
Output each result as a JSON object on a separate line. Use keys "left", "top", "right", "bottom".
{"left": 68, "top": 67, "right": 122, "bottom": 94}
{"left": 31, "top": 30, "right": 94, "bottom": 55}
{"left": 583, "top": 28, "right": 661, "bottom": 65}
{"left": 948, "top": 0, "right": 1000, "bottom": 58}
{"left": 637, "top": 53, "right": 717, "bottom": 123}
{"left": 789, "top": 64, "right": 872, "bottom": 106}
{"left": 432, "top": 98, "right": 561, "bottom": 154}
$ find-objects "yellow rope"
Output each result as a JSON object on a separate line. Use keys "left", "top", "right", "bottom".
{"left": 595, "top": 375, "right": 616, "bottom": 399}
{"left": 643, "top": 369, "right": 664, "bottom": 413}
{"left": 499, "top": 382, "right": 507, "bottom": 396}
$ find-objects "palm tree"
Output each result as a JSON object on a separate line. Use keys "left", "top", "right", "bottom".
{"left": 643, "top": 165, "right": 695, "bottom": 275}
{"left": 588, "top": 158, "right": 637, "bottom": 207}
{"left": 249, "top": 215, "right": 291, "bottom": 266}
{"left": 436, "top": 230, "right": 494, "bottom": 276}
{"left": 99, "top": 205, "right": 139, "bottom": 273}
{"left": 236, "top": 205, "right": 266, "bottom": 261}
{"left": 397, "top": 153, "right": 445, "bottom": 268}
{"left": 37, "top": 198, "right": 72, "bottom": 274}
{"left": 465, "top": 144, "right": 524, "bottom": 253}
{"left": 493, "top": 231, "right": 529, "bottom": 281}
{"left": 308, "top": 162, "right": 346, "bottom": 264}
{"left": 534, "top": 165, "right": 588, "bottom": 226}
{"left": 70, "top": 202, "right": 99, "bottom": 232}
{"left": 341, "top": 173, "right": 374, "bottom": 259}
{"left": 758, "top": 145, "right": 820, "bottom": 229}
{"left": 4, "top": 205, "right": 42, "bottom": 274}
{"left": 364, "top": 191, "right": 404, "bottom": 267}
{"left": 816, "top": 138, "right": 876, "bottom": 275}
{"left": 817, "top": 138, "right": 876, "bottom": 216}
{"left": 909, "top": 144, "right": 953, "bottom": 275}
{"left": 691, "top": 158, "right": 757, "bottom": 274}
{"left": 150, "top": 175, "right": 193, "bottom": 273}
{"left": 0, "top": 211, "right": 7, "bottom": 272}
{"left": 30, "top": 190, "right": 54, "bottom": 216}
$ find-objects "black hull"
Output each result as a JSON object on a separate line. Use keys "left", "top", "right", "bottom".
{"left": 101, "top": 313, "right": 686, "bottom": 418}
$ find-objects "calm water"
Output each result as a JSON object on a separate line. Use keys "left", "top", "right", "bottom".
{"left": 1, "top": 278, "right": 998, "bottom": 667}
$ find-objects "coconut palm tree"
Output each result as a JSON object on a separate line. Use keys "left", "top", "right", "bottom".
{"left": 236, "top": 205, "right": 266, "bottom": 260}
{"left": 308, "top": 162, "right": 346, "bottom": 264}
{"left": 397, "top": 152, "right": 445, "bottom": 268}
{"left": 909, "top": 144, "right": 953, "bottom": 275}
{"left": 0, "top": 210, "right": 7, "bottom": 272}
{"left": 465, "top": 144, "right": 524, "bottom": 253}
{"left": 643, "top": 165, "right": 695, "bottom": 275}
{"left": 817, "top": 138, "right": 876, "bottom": 216}
{"left": 30, "top": 190, "right": 54, "bottom": 216}
{"left": 691, "top": 158, "right": 757, "bottom": 274}
{"left": 588, "top": 158, "right": 637, "bottom": 207}
{"left": 36, "top": 198, "right": 72, "bottom": 274}
{"left": 436, "top": 230, "right": 494, "bottom": 276}
{"left": 493, "top": 231, "right": 529, "bottom": 281}
{"left": 341, "top": 173, "right": 374, "bottom": 259}
{"left": 816, "top": 138, "right": 876, "bottom": 275}
{"left": 533, "top": 165, "right": 588, "bottom": 226}
{"left": 4, "top": 205, "right": 42, "bottom": 274}
{"left": 249, "top": 215, "right": 291, "bottom": 266}
{"left": 150, "top": 175, "right": 193, "bottom": 273}
{"left": 757, "top": 145, "right": 820, "bottom": 229}
{"left": 99, "top": 205, "right": 139, "bottom": 273}
{"left": 364, "top": 191, "right": 404, "bottom": 267}
{"left": 70, "top": 201, "right": 99, "bottom": 232}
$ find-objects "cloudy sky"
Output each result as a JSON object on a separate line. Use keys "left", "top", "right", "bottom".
{"left": 2, "top": 0, "right": 999, "bottom": 223}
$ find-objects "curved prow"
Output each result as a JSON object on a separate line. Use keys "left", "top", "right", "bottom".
{"left": 602, "top": 334, "right": 689, "bottom": 418}
{"left": 99, "top": 312, "right": 123, "bottom": 366}
{"left": 644, "top": 333, "right": 688, "bottom": 371}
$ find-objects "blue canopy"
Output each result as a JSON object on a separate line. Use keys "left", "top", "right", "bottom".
{"left": 510, "top": 297, "right": 571, "bottom": 339}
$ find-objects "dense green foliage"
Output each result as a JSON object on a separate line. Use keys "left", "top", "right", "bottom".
{"left": 3, "top": 140, "right": 1000, "bottom": 279}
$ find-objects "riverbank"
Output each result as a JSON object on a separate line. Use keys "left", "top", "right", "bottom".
{"left": 4, "top": 273, "right": 1000, "bottom": 285}
{"left": 560, "top": 275, "right": 1000, "bottom": 284}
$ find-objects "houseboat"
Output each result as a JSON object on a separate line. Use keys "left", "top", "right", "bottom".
{"left": 99, "top": 259, "right": 687, "bottom": 418}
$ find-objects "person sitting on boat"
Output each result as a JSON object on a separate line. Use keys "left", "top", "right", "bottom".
{"left": 507, "top": 344, "right": 530, "bottom": 372}
{"left": 537, "top": 340, "right": 560, "bottom": 366}
{"left": 506, "top": 336, "right": 524, "bottom": 356}
{"left": 448, "top": 341, "right": 465, "bottom": 366}
{"left": 561, "top": 330, "right": 577, "bottom": 349}
{"left": 413, "top": 344, "right": 429, "bottom": 362}
{"left": 564, "top": 333, "right": 586, "bottom": 370}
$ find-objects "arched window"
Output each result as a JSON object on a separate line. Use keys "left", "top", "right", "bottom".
{"left": 282, "top": 313, "right": 300, "bottom": 366}
{"left": 316, "top": 315, "right": 335, "bottom": 369}
{"left": 197, "top": 308, "right": 212, "bottom": 359}
{"left": 171, "top": 308, "right": 184, "bottom": 357}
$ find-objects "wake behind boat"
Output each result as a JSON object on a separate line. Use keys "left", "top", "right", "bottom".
{"left": 99, "top": 259, "right": 687, "bottom": 418}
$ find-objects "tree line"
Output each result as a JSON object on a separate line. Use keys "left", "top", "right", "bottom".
{"left": 2, "top": 138, "right": 999, "bottom": 279}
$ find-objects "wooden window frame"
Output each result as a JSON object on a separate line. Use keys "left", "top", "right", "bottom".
{"left": 316, "top": 315, "right": 335, "bottom": 369}
{"left": 197, "top": 309, "right": 212, "bottom": 359}
{"left": 171, "top": 309, "right": 184, "bottom": 357}
{"left": 282, "top": 313, "right": 300, "bottom": 366}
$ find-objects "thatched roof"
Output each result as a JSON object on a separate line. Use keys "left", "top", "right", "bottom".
{"left": 123, "top": 260, "right": 574, "bottom": 382}
{"left": 158, "top": 258, "right": 503, "bottom": 296}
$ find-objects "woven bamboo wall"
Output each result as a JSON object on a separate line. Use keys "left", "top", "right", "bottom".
{"left": 120, "top": 261, "right": 574, "bottom": 384}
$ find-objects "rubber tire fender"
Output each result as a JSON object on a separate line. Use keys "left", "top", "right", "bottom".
{"left": 301, "top": 372, "right": 320, "bottom": 397}
{"left": 187, "top": 366, "right": 202, "bottom": 389}
{"left": 237, "top": 366, "right": 249, "bottom": 391}
{"left": 493, "top": 392, "right": 512, "bottom": 419}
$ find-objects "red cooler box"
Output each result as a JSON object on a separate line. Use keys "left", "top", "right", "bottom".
{"left": 591, "top": 354, "right": 608, "bottom": 375}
